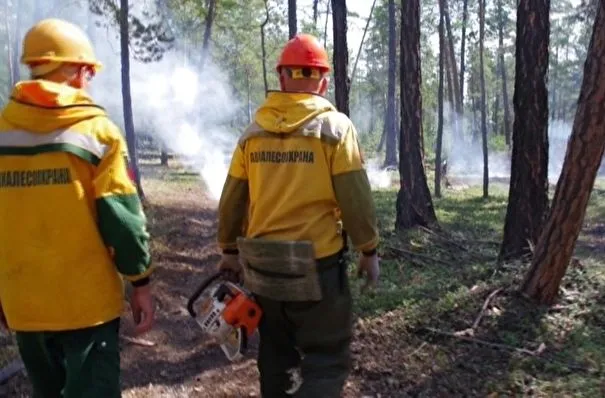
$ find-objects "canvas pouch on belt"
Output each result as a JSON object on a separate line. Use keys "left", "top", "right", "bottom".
{"left": 236, "top": 237, "right": 322, "bottom": 302}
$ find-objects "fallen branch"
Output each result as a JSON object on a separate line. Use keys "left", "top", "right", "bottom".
{"left": 457, "top": 238, "right": 501, "bottom": 245}
{"left": 120, "top": 335, "right": 157, "bottom": 347}
{"left": 408, "top": 341, "right": 428, "bottom": 358}
{"left": 421, "top": 327, "right": 544, "bottom": 356}
{"left": 386, "top": 245, "right": 453, "bottom": 267}
{"left": 472, "top": 288, "right": 503, "bottom": 330}
{"left": 0, "top": 359, "right": 24, "bottom": 384}
{"left": 419, "top": 226, "right": 469, "bottom": 252}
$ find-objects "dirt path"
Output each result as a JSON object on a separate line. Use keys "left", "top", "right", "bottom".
{"left": 4, "top": 177, "right": 370, "bottom": 397}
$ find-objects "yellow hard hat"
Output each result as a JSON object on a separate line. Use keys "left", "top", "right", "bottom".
{"left": 21, "top": 18, "right": 102, "bottom": 72}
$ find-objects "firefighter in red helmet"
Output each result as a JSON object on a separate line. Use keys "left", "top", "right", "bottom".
{"left": 216, "top": 33, "right": 380, "bottom": 397}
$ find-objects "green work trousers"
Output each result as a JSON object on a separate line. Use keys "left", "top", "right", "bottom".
{"left": 14, "top": 317, "right": 121, "bottom": 398}
{"left": 255, "top": 253, "right": 353, "bottom": 398}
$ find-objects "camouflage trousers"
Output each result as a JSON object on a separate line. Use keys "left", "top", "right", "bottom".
{"left": 254, "top": 252, "right": 353, "bottom": 398}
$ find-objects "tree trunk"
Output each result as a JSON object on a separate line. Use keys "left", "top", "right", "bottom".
{"left": 499, "top": 0, "right": 550, "bottom": 262}
{"left": 120, "top": 0, "right": 144, "bottom": 199}
{"left": 435, "top": 4, "right": 445, "bottom": 198}
{"left": 369, "top": 92, "right": 375, "bottom": 134}
{"left": 313, "top": 0, "right": 319, "bottom": 28}
{"left": 324, "top": 0, "right": 331, "bottom": 46}
{"left": 443, "top": 0, "right": 462, "bottom": 111}
{"left": 11, "top": 0, "right": 20, "bottom": 84}
{"left": 497, "top": 0, "right": 512, "bottom": 146}
{"left": 331, "top": 0, "right": 350, "bottom": 116}
{"left": 200, "top": 0, "right": 217, "bottom": 69}
{"left": 246, "top": 67, "right": 252, "bottom": 123}
{"left": 351, "top": 0, "right": 377, "bottom": 84}
{"left": 5, "top": 0, "right": 14, "bottom": 87}
{"left": 521, "top": 3, "right": 605, "bottom": 305}
{"left": 396, "top": 0, "right": 438, "bottom": 230}
{"left": 471, "top": 97, "right": 478, "bottom": 143}
{"left": 444, "top": 33, "right": 455, "bottom": 121}
{"left": 479, "top": 0, "right": 489, "bottom": 199}
{"left": 260, "top": 0, "right": 270, "bottom": 94}
{"left": 384, "top": 0, "right": 398, "bottom": 167}
{"left": 493, "top": 95, "right": 500, "bottom": 137}
{"left": 289, "top": 0, "right": 297, "bottom": 39}
{"left": 459, "top": 0, "right": 469, "bottom": 106}
{"left": 160, "top": 147, "right": 168, "bottom": 166}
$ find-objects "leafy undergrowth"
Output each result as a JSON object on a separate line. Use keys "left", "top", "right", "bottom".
{"left": 2, "top": 169, "right": 604, "bottom": 397}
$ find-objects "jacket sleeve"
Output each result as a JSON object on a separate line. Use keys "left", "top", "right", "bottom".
{"left": 330, "top": 122, "right": 379, "bottom": 252}
{"left": 217, "top": 143, "right": 249, "bottom": 251}
{"left": 93, "top": 126, "right": 153, "bottom": 282}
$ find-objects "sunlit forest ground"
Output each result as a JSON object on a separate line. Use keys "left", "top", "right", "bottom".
{"left": 2, "top": 162, "right": 604, "bottom": 397}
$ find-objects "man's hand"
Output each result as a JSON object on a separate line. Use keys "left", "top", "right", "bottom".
{"left": 130, "top": 284, "right": 154, "bottom": 336}
{"left": 0, "top": 301, "right": 7, "bottom": 330}
{"left": 217, "top": 253, "right": 242, "bottom": 283}
{"left": 357, "top": 253, "right": 380, "bottom": 293}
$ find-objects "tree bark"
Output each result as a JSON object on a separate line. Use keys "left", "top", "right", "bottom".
{"left": 331, "top": 0, "right": 350, "bottom": 116}
{"left": 459, "top": 0, "right": 469, "bottom": 105}
{"left": 313, "top": 0, "right": 319, "bottom": 28}
{"left": 120, "top": 0, "right": 144, "bottom": 199}
{"left": 396, "top": 0, "right": 438, "bottom": 230}
{"left": 497, "top": 0, "right": 512, "bottom": 146}
{"left": 200, "top": 0, "right": 217, "bottom": 69}
{"left": 435, "top": 4, "right": 445, "bottom": 198}
{"left": 384, "top": 0, "right": 398, "bottom": 167}
{"left": 289, "top": 0, "right": 297, "bottom": 39}
{"left": 479, "top": 0, "right": 489, "bottom": 198}
{"left": 499, "top": 0, "right": 550, "bottom": 262}
{"left": 522, "top": 2, "right": 605, "bottom": 305}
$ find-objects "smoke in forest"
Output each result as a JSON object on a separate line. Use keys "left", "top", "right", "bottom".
{"left": 438, "top": 102, "right": 581, "bottom": 185}
{"left": 83, "top": 10, "right": 241, "bottom": 202}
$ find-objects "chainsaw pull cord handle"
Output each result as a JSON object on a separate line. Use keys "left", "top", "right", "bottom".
{"left": 186, "top": 271, "right": 225, "bottom": 318}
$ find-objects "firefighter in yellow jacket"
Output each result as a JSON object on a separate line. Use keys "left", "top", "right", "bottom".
{"left": 217, "top": 33, "right": 380, "bottom": 397}
{"left": 0, "top": 19, "right": 154, "bottom": 397}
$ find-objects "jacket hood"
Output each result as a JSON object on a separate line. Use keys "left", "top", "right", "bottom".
{"left": 2, "top": 80, "right": 107, "bottom": 133}
{"left": 254, "top": 91, "right": 336, "bottom": 133}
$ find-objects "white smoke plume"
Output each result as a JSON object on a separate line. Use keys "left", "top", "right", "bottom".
{"left": 437, "top": 101, "right": 584, "bottom": 185}
{"left": 84, "top": 15, "right": 240, "bottom": 202}
{"left": 365, "top": 158, "right": 393, "bottom": 190}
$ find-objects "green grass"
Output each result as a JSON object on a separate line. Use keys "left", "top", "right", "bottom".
{"left": 347, "top": 180, "right": 605, "bottom": 396}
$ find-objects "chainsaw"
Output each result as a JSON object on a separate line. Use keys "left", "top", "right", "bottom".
{"left": 186, "top": 271, "right": 262, "bottom": 361}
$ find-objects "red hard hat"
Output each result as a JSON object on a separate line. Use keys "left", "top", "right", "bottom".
{"left": 276, "top": 33, "right": 331, "bottom": 72}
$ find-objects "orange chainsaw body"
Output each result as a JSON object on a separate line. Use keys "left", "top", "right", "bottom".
{"left": 221, "top": 286, "right": 262, "bottom": 337}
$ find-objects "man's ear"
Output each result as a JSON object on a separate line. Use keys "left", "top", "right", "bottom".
{"left": 278, "top": 71, "right": 286, "bottom": 91}
{"left": 319, "top": 76, "right": 329, "bottom": 95}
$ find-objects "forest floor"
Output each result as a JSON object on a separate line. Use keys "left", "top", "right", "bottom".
{"left": 1, "top": 163, "right": 604, "bottom": 397}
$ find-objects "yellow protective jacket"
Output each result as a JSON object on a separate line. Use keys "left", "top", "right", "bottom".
{"left": 218, "top": 91, "right": 378, "bottom": 259}
{"left": 0, "top": 80, "right": 152, "bottom": 332}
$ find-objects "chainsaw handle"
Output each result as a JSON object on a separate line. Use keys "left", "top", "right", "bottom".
{"left": 186, "top": 271, "right": 224, "bottom": 318}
